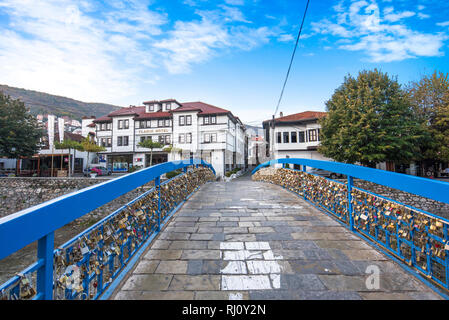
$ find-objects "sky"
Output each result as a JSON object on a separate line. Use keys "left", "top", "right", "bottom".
{"left": 0, "top": 0, "right": 449, "bottom": 125}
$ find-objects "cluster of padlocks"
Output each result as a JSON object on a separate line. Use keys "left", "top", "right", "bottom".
{"left": 0, "top": 167, "right": 215, "bottom": 300}
{"left": 252, "top": 168, "right": 348, "bottom": 222}
{"left": 253, "top": 167, "right": 449, "bottom": 289}
{"left": 351, "top": 188, "right": 448, "bottom": 284}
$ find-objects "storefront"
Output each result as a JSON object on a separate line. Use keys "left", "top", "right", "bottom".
{"left": 145, "top": 152, "right": 168, "bottom": 167}
{"left": 107, "top": 154, "right": 133, "bottom": 172}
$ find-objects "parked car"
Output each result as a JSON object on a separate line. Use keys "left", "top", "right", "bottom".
{"left": 308, "top": 168, "right": 343, "bottom": 179}
{"left": 83, "top": 166, "right": 111, "bottom": 176}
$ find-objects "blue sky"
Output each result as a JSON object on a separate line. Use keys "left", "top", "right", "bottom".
{"left": 0, "top": 0, "right": 449, "bottom": 125}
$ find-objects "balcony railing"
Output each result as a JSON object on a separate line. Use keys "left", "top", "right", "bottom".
{"left": 252, "top": 158, "right": 449, "bottom": 296}
{"left": 0, "top": 159, "right": 215, "bottom": 300}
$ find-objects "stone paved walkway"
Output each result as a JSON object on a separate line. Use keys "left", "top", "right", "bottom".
{"left": 112, "top": 174, "right": 441, "bottom": 300}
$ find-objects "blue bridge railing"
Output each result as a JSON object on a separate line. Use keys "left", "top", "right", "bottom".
{"left": 252, "top": 158, "right": 449, "bottom": 295}
{"left": 0, "top": 159, "right": 215, "bottom": 300}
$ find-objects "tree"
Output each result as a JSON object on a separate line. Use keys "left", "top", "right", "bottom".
{"left": 138, "top": 139, "right": 163, "bottom": 166}
{"left": 0, "top": 92, "right": 43, "bottom": 159}
{"left": 318, "top": 69, "right": 426, "bottom": 167}
{"left": 54, "top": 139, "right": 82, "bottom": 177}
{"left": 406, "top": 71, "right": 449, "bottom": 163}
{"left": 80, "top": 136, "right": 106, "bottom": 170}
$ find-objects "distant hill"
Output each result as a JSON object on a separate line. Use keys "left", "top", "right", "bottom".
{"left": 0, "top": 84, "right": 121, "bottom": 120}
{"left": 245, "top": 124, "right": 264, "bottom": 136}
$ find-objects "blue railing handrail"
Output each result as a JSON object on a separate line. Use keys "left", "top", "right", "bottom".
{"left": 0, "top": 159, "right": 215, "bottom": 261}
{"left": 252, "top": 158, "right": 449, "bottom": 205}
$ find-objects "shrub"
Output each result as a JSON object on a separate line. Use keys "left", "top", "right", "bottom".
{"left": 166, "top": 170, "right": 182, "bottom": 179}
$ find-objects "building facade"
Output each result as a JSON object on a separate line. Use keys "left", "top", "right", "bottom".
{"left": 263, "top": 111, "right": 332, "bottom": 164}
{"left": 92, "top": 100, "right": 247, "bottom": 177}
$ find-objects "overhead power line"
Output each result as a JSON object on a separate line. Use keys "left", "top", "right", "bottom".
{"left": 273, "top": 0, "right": 311, "bottom": 119}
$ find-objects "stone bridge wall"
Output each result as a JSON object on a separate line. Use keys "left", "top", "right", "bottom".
{"left": 0, "top": 177, "right": 154, "bottom": 225}
{"left": 353, "top": 179, "right": 449, "bottom": 219}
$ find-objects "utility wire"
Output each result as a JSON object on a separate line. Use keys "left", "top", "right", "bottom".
{"left": 273, "top": 0, "right": 311, "bottom": 118}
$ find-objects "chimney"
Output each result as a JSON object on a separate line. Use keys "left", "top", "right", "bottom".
{"left": 280, "top": 112, "right": 283, "bottom": 117}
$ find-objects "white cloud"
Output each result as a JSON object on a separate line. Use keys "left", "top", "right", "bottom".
{"left": 154, "top": 14, "right": 274, "bottom": 74}
{"left": 311, "top": 0, "right": 447, "bottom": 63}
{"left": 224, "top": 0, "right": 244, "bottom": 5}
{"left": 417, "top": 12, "right": 430, "bottom": 19}
{"left": 0, "top": 0, "right": 167, "bottom": 103}
{"left": 437, "top": 21, "right": 449, "bottom": 27}
{"left": 0, "top": 0, "right": 283, "bottom": 103}
{"left": 384, "top": 10, "right": 415, "bottom": 23}
{"left": 278, "top": 34, "right": 294, "bottom": 42}
{"left": 218, "top": 5, "right": 251, "bottom": 23}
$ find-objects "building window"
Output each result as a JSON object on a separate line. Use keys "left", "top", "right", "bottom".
{"left": 204, "top": 133, "right": 210, "bottom": 143}
{"left": 179, "top": 134, "right": 185, "bottom": 144}
{"left": 124, "top": 120, "right": 129, "bottom": 129}
{"left": 123, "top": 136, "right": 129, "bottom": 146}
{"left": 135, "top": 121, "right": 140, "bottom": 129}
{"left": 117, "top": 136, "right": 122, "bottom": 146}
{"left": 211, "top": 116, "right": 216, "bottom": 124}
{"left": 308, "top": 129, "right": 318, "bottom": 142}
{"left": 203, "top": 117, "right": 209, "bottom": 125}
{"left": 165, "top": 135, "right": 171, "bottom": 145}
{"left": 186, "top": 133, "right": 192, "bottom": 143}
{"left": 291, "top": 132, "right": 297, "bottom": 143}
{"left": 100, "top": 138, "right": 106, "bottom": 147}
{"left": 149, "top": 104, "right": 154, "bottom": 111}
{"left": 179, "top": 116, "right": 185, "bottom": 126}
{"left": 158, "top": 135, "right": 164, "bottom": 144}
{"left": 277, "top": 132, "right": 281, "bottom": 143}
{"left": 166, "top": 103, "right": 171, "bottom": 110}
{"left": 107, "top": 138, "right": 111, "bottom": 147}
{"left": 165, "top": 119, "right": 171, "bottom": 127}
{"left": 211, "top": 133, "right": 217, "bottom": 142}
{"left": 186, "top": 115, "right": 192, "bottom": 125}
{"left": 140, "top": 136, "right": 146, "bottom": 143}
{"left": 146, "top": 120, "right": 151, "bottom": 128}
{"left": 283, "top": 132, "right": 289, "bottom": 143}
{"left": 298, "top": 131, "right": 305, "bottom": 143}
{"left": 158, "top": 119, "right": 164, "bottom": 127}
{"left": 118, "top": 120, "right": 123, "bottom": 129}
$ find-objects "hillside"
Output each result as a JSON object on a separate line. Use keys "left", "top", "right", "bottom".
{"left": 0, "top": 84, "right": 121, "bottom": 120}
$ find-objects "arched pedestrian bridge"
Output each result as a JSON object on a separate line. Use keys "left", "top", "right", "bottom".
{"left": 1, "top": 159, "right": 448, "bottom": 300}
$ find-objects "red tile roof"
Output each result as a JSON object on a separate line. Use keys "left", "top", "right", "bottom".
{"left": 134, "top": 111, "right": 172, "bottom": 120}
{"left": 108, "top": 106, "right": 145, "bottom": 117}
{"left": 264, "top": 111, "right": 327, "bottom": 124}
{"left": 174, "top": 102, "right": 230, "bottom": 115}
{"left": 93, "top": 116, "right": 112, "bottom": 123}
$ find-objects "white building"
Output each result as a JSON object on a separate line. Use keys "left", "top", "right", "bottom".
{"left": 16, "top": 115, "right": 93, "bottom": 176}
{"left": 92, "top": 100, "right": 248, "bottom": 177}
{"left": 263, "top": 111, "right": 332, "bottom": 166}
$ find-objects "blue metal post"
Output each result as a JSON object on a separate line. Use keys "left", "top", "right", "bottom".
{"left": 155, "top": 176, "right": 161, "bottom": 231}
{"left": 37, "top": 232, "right": 54, "bottom": 300}
{"left": 348, "top": 176, "right": 354, "bottom": 231}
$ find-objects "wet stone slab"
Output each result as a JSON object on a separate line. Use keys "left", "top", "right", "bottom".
{"left": 112, "top": 178, "right": 442, "bottom": 300}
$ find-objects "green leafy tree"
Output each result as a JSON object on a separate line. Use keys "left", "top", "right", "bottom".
{"left": 80, "top": 136, "right": 106, "bottom": 170}
{"left": 406, "top": 71, "right": 449, "bottom": 162}
{"left": 0, "top": 92, "right": 43, "bottom": 159}
{"left": 319, "top": 69, "right": 427, "bottom": 167}
{"left": 54, "top": 139, "right": 82, "bottom": 177}
{"left": 138, "top": 139, "right": 163, "bottom": 166}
